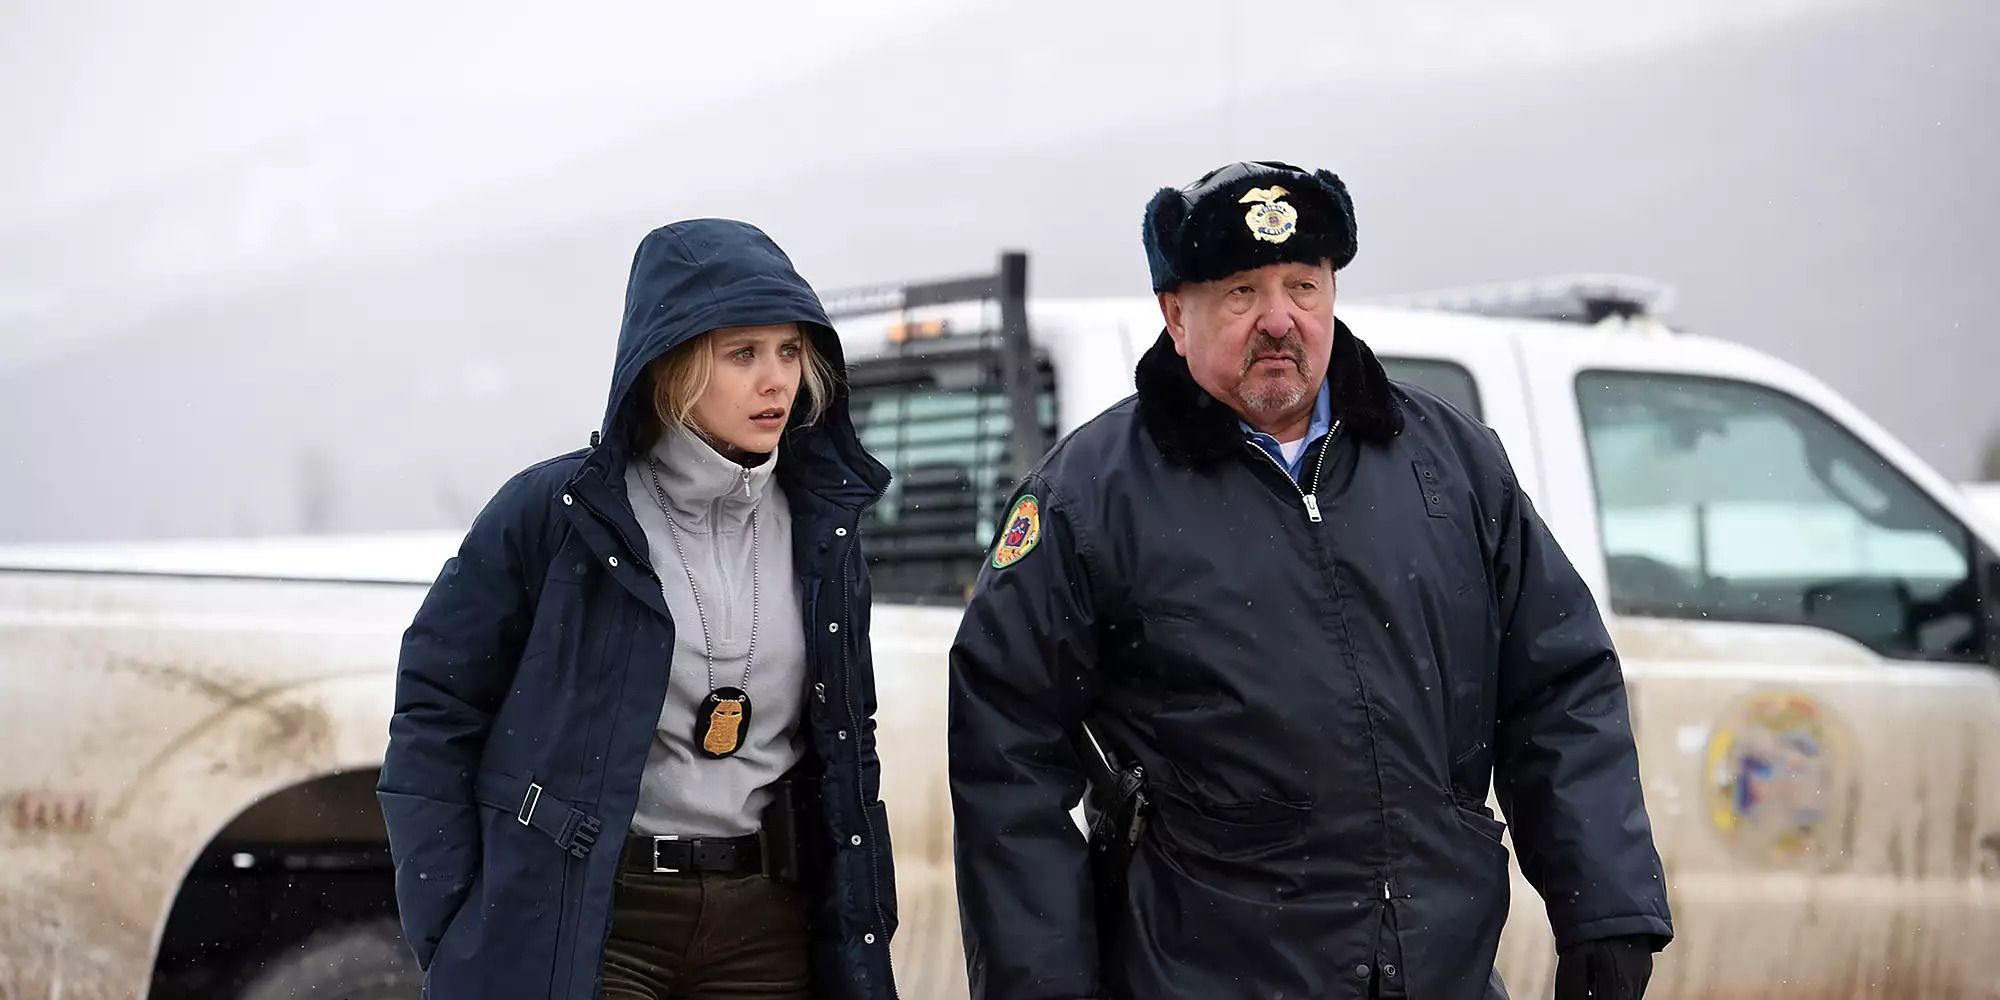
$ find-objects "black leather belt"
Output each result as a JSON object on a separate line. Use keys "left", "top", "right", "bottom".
{"left": 619, "top": 833, "right": 765, "bottom": 877}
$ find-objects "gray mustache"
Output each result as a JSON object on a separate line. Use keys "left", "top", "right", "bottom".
{"left": 1242, "top": 335, "right": 1305, "bottom": 374}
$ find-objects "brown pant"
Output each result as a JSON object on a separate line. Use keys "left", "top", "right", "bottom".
{"left": 599, "top": 871, "right": 812, "bottom": 1000}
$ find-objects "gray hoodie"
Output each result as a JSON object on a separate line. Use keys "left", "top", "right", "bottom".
{"left": 623, "top": 423, "right": 806, "bottom": 838}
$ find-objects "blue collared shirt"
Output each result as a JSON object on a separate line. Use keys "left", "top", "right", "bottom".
{"left": 1240, "top": 380, "right": 1334, "bottom": 482}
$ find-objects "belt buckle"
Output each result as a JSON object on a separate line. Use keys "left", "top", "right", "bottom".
{"left": 651, "top": 834, "right": 681, "bottom": 874}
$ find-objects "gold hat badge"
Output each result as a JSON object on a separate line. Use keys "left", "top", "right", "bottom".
{"left": 1239, "top": 185, "right": 1298, "bottom": 245}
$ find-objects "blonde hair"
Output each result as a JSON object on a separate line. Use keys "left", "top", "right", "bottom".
{"left": 641, "top": 327, "right": 837, "bottom": 445}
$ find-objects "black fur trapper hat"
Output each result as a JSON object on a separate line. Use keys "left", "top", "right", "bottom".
{"left": 1142, "top": 160, "right": 1357, "bottom": 293}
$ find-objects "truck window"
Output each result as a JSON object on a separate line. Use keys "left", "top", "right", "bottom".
{"left": 1577, "top": 372, "right": 1984, "bottom": 663}
{"left": 1380, "top": 357, "right": 1483, "bottom": 418}
{"left": 849, "top": 350, "right": 1058, "bottom": 603}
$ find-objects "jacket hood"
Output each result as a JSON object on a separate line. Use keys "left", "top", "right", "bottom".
{"left": 596, "top": 219, "right": 888, "bottom": 510}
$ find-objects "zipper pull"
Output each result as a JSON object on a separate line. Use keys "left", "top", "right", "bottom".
{"left": 740, "top": 469, "right": 752, "bottom": 498}
{"left": 1303, "top": 494, "right": 1323, "bottom": 523}
{"left": 1383, "top": 880, "right": 1392, "bottom": 900}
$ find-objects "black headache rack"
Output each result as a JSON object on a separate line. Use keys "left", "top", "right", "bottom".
{"left": 821, "top": 251, "right": 1059, "bottom": 604}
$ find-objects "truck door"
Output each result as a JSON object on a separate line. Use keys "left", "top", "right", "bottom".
{"left": 1520, "top": 339, "right": 2000, "bottom": 995}
{"left": 1368, "top": 319, "right": 1541, "bottom": 489}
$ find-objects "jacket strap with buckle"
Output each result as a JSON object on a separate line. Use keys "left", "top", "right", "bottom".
{"left": 472, "top": 771, "right": 602, "bottom": 859}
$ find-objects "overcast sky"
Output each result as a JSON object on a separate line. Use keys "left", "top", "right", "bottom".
{"left": 3, "top": 1, "right": 1864, "bottom": 217}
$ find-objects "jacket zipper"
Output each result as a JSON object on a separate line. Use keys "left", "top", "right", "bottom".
{"left": 837, "top": 514, "right": 900, "bottom": 997}
{"left": 571, "top": 486, "right": 653, "bottom": 577}
{"left": 1245, "top": 423, "right": 1393, "bottom": 906}
{"left": 710, "top": 494, "right": 732, "bottom": 637}
{"left": 1245, "top": 418, "right": 1341, "bottom": 522}
{"left": 557, "top": 481, "right": 647, "bottom": 995}
{"left": 700, "top": 470, "right": 758, "bottom": 637}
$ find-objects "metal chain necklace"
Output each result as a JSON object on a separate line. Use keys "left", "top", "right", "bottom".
{"left": 649, "top": 457, "right": 759, "bottom": 760}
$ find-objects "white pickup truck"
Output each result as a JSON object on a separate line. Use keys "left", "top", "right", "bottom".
{"left": 1965, "top": 481, "right": 2000, "bottom": 536}
{"left": 3, "top": 275, "right": 1996, "bottom": 999}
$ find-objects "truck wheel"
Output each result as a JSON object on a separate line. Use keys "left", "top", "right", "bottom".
{"left": 235, "top": 918, "right": 421, "bottom": 1000}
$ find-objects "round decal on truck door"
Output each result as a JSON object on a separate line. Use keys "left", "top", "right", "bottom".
{"left": 1703, "top": 691, "right": 1851, "bottom": 866}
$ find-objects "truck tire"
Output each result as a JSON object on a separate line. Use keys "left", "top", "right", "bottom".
{"left": 234, "top": 918, "right": 421, "bottom": 1000}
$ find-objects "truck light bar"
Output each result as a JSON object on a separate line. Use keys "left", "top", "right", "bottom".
{"left": 1368, "top": 273, "right": 1675, "bottom": 325}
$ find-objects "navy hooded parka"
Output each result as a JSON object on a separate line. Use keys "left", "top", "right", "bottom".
{"left": 379, "top": 220, "right": 899, "bottom": 1000}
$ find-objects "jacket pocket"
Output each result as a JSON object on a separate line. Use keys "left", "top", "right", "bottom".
{"left": 1453, "top": 801, "right": 1509, "bottom": 852}
{"left": 427, "top": 867, "right": 484, "bottom": 970}
{"left": 1449, "top": 730, "right": 1493, "bottom": 795}
{"left": 376, "top": 789, "right": 480, "bottom": 970}
{"left": 1155, "top": 788, "right": 1311, "bottom": 862}
{"left": 864, "top": 801, "right": 898, "bottom": 938}
{"left": 478, "top": 767, "right": 590, "bottom": 991}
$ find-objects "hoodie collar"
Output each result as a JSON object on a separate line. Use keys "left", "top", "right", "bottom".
{"left": 637, "top": 423, "right": 778, "bottom": 532}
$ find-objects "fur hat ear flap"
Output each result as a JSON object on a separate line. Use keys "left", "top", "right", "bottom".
{"left": 1311, "top": 169, "right": 1358, "bottom": 271}
{"left": 1143, "top": 186, "right": 1188, "bottom": 293}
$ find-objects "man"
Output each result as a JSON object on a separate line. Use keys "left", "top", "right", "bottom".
{"left": 947, "top": 161, "right": 1672, "bottom": 1000}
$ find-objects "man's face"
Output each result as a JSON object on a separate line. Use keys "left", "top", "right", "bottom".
{"left": 1160, "top": 260, "right": 1336, "bottom": 426}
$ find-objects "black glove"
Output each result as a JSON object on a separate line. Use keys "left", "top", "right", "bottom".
{"left": 1554, "top": 936, "right": 1656, "bottom": 1000}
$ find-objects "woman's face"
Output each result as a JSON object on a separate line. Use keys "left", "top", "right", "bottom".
{"left": 690, "top": 323, "right": 804, "bottom": 460}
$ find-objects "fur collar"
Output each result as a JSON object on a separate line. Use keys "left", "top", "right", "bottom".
{"left": 1134, "top": 318, "right": 1404, "bottom": 469}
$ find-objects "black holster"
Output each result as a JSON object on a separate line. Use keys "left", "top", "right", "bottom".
{"left": 758, "top": 777, "right": 813, "bottom": 884}
{"left": 1076, "top": 723, "right": 1150, "bottom": 927}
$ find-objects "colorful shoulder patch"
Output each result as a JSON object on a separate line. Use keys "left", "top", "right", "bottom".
{"left": 991, "top": 494, "right": 1043, "bottom": 569}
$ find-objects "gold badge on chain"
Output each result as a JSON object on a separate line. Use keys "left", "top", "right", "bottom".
{"left": 696, "top": 687, "right": 753, "bottom": 758}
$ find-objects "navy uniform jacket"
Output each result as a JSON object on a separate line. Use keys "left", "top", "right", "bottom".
{"left": 948, "top": 321, "right": 1672, "bottom": 1000}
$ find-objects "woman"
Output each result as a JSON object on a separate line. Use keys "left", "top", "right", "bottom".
{"left": 378, "top": 219, "right": 898, "bottom": 1000}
